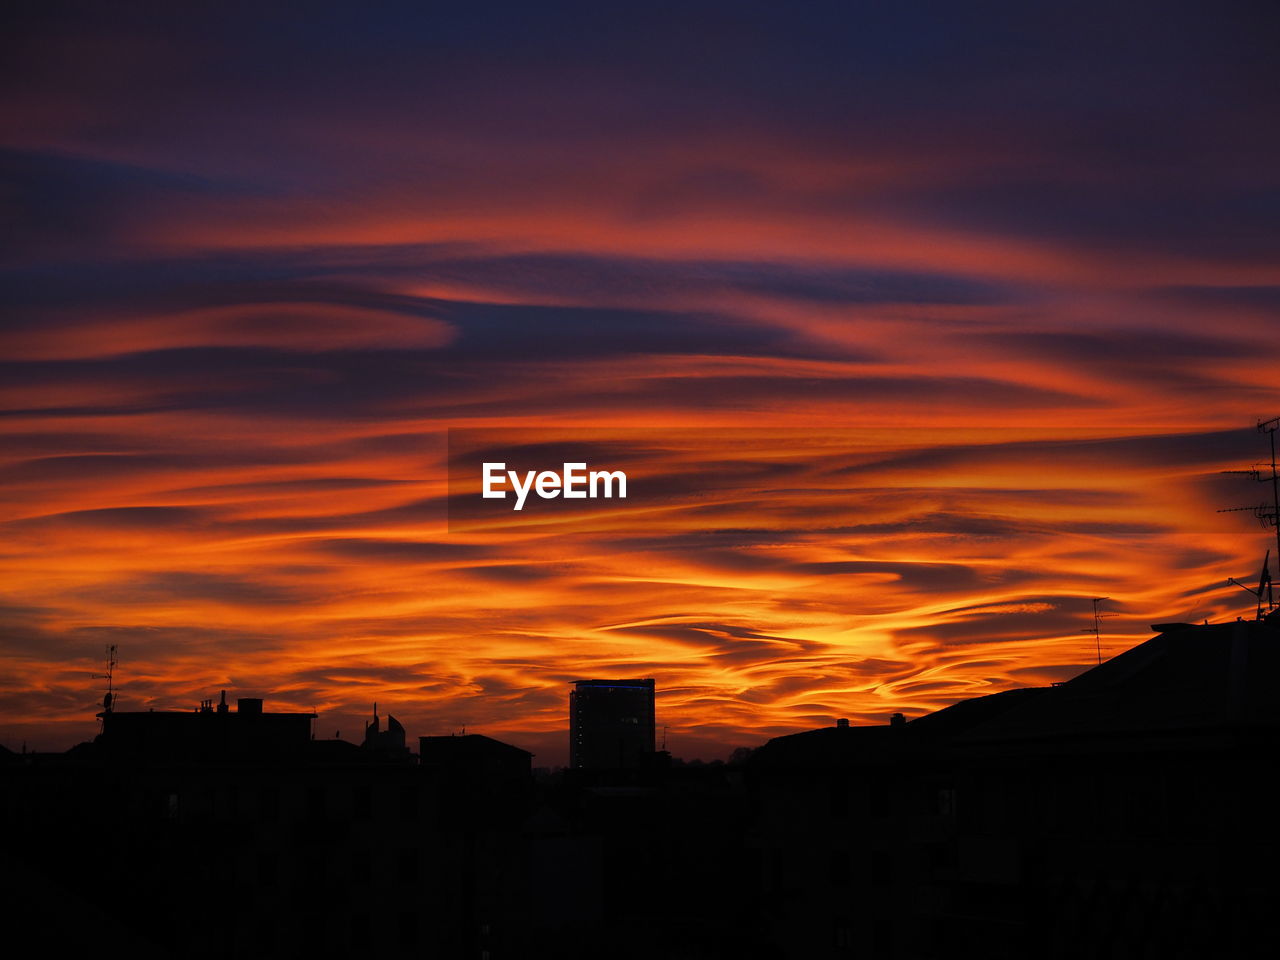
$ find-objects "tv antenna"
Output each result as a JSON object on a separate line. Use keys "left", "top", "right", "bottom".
{"left": 1219, "top": 417, "right": 1280, "bottom": 617}
{"left": 1080, "top": 598, "right": 1113, "bottom": 665}
{"left": 1228, "top": 550, "right": 1274, "bottom": 621}
{"left": 92, "top": 644, "right": 119, "bottom": 723}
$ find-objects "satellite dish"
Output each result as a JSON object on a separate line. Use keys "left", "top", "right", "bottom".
{"left": 103, "top": 692, "right": 113, "bottom": 711}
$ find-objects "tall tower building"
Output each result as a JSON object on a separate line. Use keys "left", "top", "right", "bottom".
{"left": 569, "top": 678, "right": 656, "bottom": 769}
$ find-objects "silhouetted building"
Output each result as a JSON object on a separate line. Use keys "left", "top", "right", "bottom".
{"left": 569, "top": 678, "right": 655, "bottom": 770}
{"left": 747, "top": 613, "right": 1280, "bottom": 959}
{"left": 5, "top": 691, "right": 539, "bottom": 960}
{"left": 523, "top": 746, "right": 762, "bottom": 958}
{"left": 362, "top": 705, "right": 409, "bottom": 760}
{"left": 417, "top": 733, "right": 535, "bottom": 956}
{"left": 419, "top": 733, "right": 532, "bottom": 800}
{"left": 8, "top": 612, "right": 1280, "bottom": 959}
{"left": 95, "top": 689, "right": 315, "bottom": 760}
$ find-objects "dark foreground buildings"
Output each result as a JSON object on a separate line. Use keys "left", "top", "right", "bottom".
{"left": 3, "top": 696, "right": 532, "bottom": 958}
{"left": 97, "top": 689, "right": 316, "bottom": 760}
{"left": 3, "top": 616, "right": 1279, "bottom": 958}
{"left": 568, "top": 677, "right": 655, "bottom": 770}
{"left": 748, "top": 614, "right": 1280, "bottom": 959}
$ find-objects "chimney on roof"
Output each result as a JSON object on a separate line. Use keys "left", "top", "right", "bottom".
{"left": 217, "top": 689, "right": 228, "bottom": 714}
{"left": 836, "top": 718, "right": 850, "bottom": 728}
{"left": 890, "top": 712, "right": 906, "bottom": 727}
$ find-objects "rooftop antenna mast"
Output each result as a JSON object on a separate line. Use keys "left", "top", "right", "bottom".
{"left": 1263, "top": 417, "right": 1280, "bottom": 561}
{"left": 1080, "top": 598, "right": 1113, "bottom": 665}
{"left": 92, "top": 644, "right": 119, "bottom": 726}
{"left": 1219, "top": 416, "right": 1280, "bottom": 617}
{"left": 1227, "top": 550, "right": 1273, "bottom": 621}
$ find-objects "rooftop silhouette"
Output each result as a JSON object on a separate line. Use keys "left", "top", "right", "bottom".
{"left": 94, "top": 689, "right": 315, "bottom": 761}
{"left": 4, "top": 610, "right": 1278, "bottom": 957}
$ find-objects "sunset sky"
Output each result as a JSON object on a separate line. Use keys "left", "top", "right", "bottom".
{"left": 4, "top": 2, "right": 1279, "bottom": 762}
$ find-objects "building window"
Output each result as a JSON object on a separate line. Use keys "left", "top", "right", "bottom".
{"left": 937, "top": 787, "right": 957, "bottom": 818}
{"left": 835, "top": 921, "right": 853, "bottom": 950}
